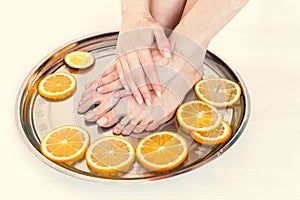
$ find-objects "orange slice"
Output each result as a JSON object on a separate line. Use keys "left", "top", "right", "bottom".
{"left": 38, "top": 72, "right": 76, "bottom": 100}
{"left": 136, "top": 131, "right": 188, "bottom": 172}
{"left": 85, "top": 136, "right": 135, "bottom": 174}
{"left": 190, "top": 121, "right": 232, "bottom": 145}
{"left": 194, "top": 78, "right": 241, "bottom": 107}
{"left": 176, "top": 100, "right": 223, "bottom": 132}
{"left": 40, "top": 125, "right": 90, "bottom": 163}
{"left": 64, "top": 51, "right": 95, "bottom": 69}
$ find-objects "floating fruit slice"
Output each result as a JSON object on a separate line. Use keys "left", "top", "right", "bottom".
{"left": 38, "top": 72, "right": 76, "bottom": 100}
{"left": 136, "top": 131, "right": 188, "bottom": 172}
{"left": 64, "top": 51, "right": 95, "bottom": 69}
{"left": 194, "top": 78, "right": 241, "bottom": 107}
{"left": 190, "top": 121, "right": 232, "bottom": 145}
{"left": 85, "top": 136, "right": 135, "bottom": 173}
{"left": 176, "top": 100, "right": 223, "bottom": 132}
{"left": 40, "top": 125, "right": 90, "bottom": 163}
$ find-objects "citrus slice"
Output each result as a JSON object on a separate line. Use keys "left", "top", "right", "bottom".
{"left": 38, "top": 72, "right": 76, "bottom": 100}
{"left": 136, "top": 131, "right": 188, "bottom": 172}
{"left": 64, "top": 51, "right": 95, "bottom": 69}
{"left": 194, "top": 78, "right": 241, "bottom": 107}
{"left": 40, "top": 125, "right": 90, "bottom": 163}
{"left": 176, "top": 100, "right": 223, "bottom": 132}
{"left": 190, "top": 121, "right": 232, "bottom": 145}
{"left": 85, "top": 136, "right": 135, "bottom": 173}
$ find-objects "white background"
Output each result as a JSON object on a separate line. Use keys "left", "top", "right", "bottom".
{"left": 1, "top": 0, "right": 300, "bottom": 199}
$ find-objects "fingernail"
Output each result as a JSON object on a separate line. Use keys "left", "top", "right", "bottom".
{"left": 97, "top": 87, "right": 104, "bottom": 93}
{"left": 164, "top": 49, "right": 171, "bottom": 58}
{"left": 135, "top": 96, "right": 143, "bottom": 105}
{"left": 85, "top": 111, "right": 95, "bottom": 121}
{"left": 97, "top": 117, "right": 107, "bottom": 126}
{"left": 155, "top": 90, "right": 162, "bottom": 98}
{"left": 145, "top": 98, "right": 151, "bottom": 107}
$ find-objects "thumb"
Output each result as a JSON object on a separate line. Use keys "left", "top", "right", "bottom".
{"left": 153, "top": 28, "right": 171, "bottom": 58}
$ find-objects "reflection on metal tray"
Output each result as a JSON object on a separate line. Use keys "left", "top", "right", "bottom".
{"left": 16, "top": 32, "right": 250, "bottom": 182}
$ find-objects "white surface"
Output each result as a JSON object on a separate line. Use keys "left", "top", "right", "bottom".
{"left": 1, "top": 0, "right": 300, "bottom": 199}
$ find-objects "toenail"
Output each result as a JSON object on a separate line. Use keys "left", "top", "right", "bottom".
{"left": 113, "top": 128, "right": 121, "bottom": 134}
{"left": 122, "top": 130, "right": 129, "bottom": 135}
{"left": 85, "top": 111, "right": 95, "bottom": 121}
{"left": 97, "top": 117, "right": 107, "bottom": 126}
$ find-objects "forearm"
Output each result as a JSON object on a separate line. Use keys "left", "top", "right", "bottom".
{"left": 176, "top": 0, "right": 249, "bottom": 47}
{"left": 121, "top": 0, "right": 151, "bottom": 15}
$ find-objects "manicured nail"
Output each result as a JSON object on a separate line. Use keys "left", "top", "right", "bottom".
{"left": 97, "top": 117, "right": 107, "bottom": 126}
{"left": 155, "top": 90, "right": 162, "bottom": 98}
{"left": 145, "top": 98, "right": 151, "bottom": 107}
{"left": 135, "top": 96, "right": 143, "bottom": 105}
{"left": 163, "top": 48, "right": 171, "bottom": 58}
{"left": 97, "top": 87, "right": 104, "bottom": 93}
{"left": 85, "top": 111, "right": 95, "bottom": 121}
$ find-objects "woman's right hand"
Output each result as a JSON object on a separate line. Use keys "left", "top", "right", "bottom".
{"left": 97, "top": 11, "right": 171, "bottom": 106}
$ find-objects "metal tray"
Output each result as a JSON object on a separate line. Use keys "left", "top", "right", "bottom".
{"left": 15, "top": 32, "right": 250, "bottom": 182}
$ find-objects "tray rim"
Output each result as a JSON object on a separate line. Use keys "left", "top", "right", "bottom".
{"left": 15, "top": 31, "right": 251, "bottom": 183}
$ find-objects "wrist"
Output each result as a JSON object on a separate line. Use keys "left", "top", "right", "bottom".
{"left": 175, "top": 21, "right": 210, "bottom": 49}
{"left": 121, "top": 0, "right": 151, "bottom": 16}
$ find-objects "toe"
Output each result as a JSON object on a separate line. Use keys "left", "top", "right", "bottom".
{"left": 78, "top": 92, "right": 100, "bottom": 114}
{"left": 121, "top": 119, "right": 139, "bottom": 136}
{"left": 113, "top": 116, "right": 131, "bottom": 134}
{"left": 133, "top": 121, "right": 149, "bottom": 134}
{"left": 96, "top": 106, "right": 125, "bottom": 128}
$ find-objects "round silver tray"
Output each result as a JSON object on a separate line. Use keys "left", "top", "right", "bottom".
{"left": 15, "top": 32, "right": 250, "bottom": 182}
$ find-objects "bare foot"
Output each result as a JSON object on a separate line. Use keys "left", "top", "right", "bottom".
{"left": 77, "top": 79, "right": 121, "bottom": 121}
{"left": 93, "top": 57, "right": 202, "bottom": 135}
{"left": 78, "top": 32, "right": 206, "bottom": 135}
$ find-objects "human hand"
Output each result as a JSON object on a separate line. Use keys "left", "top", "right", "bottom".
{"left": 97, "top": 12, "right": 171, "bottom": 106}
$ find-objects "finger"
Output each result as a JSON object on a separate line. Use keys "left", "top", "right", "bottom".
{"left": 97, "top": 71, "right": 119, "bottom": 87}
{"left": 113, "top": 90, "right": 131, "bottom": 98}
{"left": 126, "top": 52, "right": 152, "bottom": 105}
{"left": 153, "top": 28, "right": 171, "bottom": 58}
{"left": 116, "top": 58, "right": 128, "bottom": 90}
{"left": 101, "top": 63, "right": 117, "bottom": 77}
{"left": 139, "top": 49, "right": 163, "bottom": 97}
{"left": 97, "top": 80, "right": 122, "bottom": 94}
{"left": 121, "top": 54, "right": 142, "bottom": 103}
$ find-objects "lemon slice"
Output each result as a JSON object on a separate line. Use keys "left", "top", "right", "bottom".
{"left": 195, "top": 78, "right": 241, "bottom": 107}
{"left": 85, "top": 136, "right": 135, "bottom": 174}
{"left": 136, "top": 131, "right": 188, "bottom": 172}
{"left": 190, "top": 121, "right": 232, "bottom": 145}
{"left": 176, "top": 100, "right": 223, "bottom": 132}
{"left": 38, "top": 72, "right": 76, "bottom": 100}
{"left": 64, "top": 51, "right": 95, "bottom": 69}
{"left": 40, "top": 125, "right": 90, "bottom": 163}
